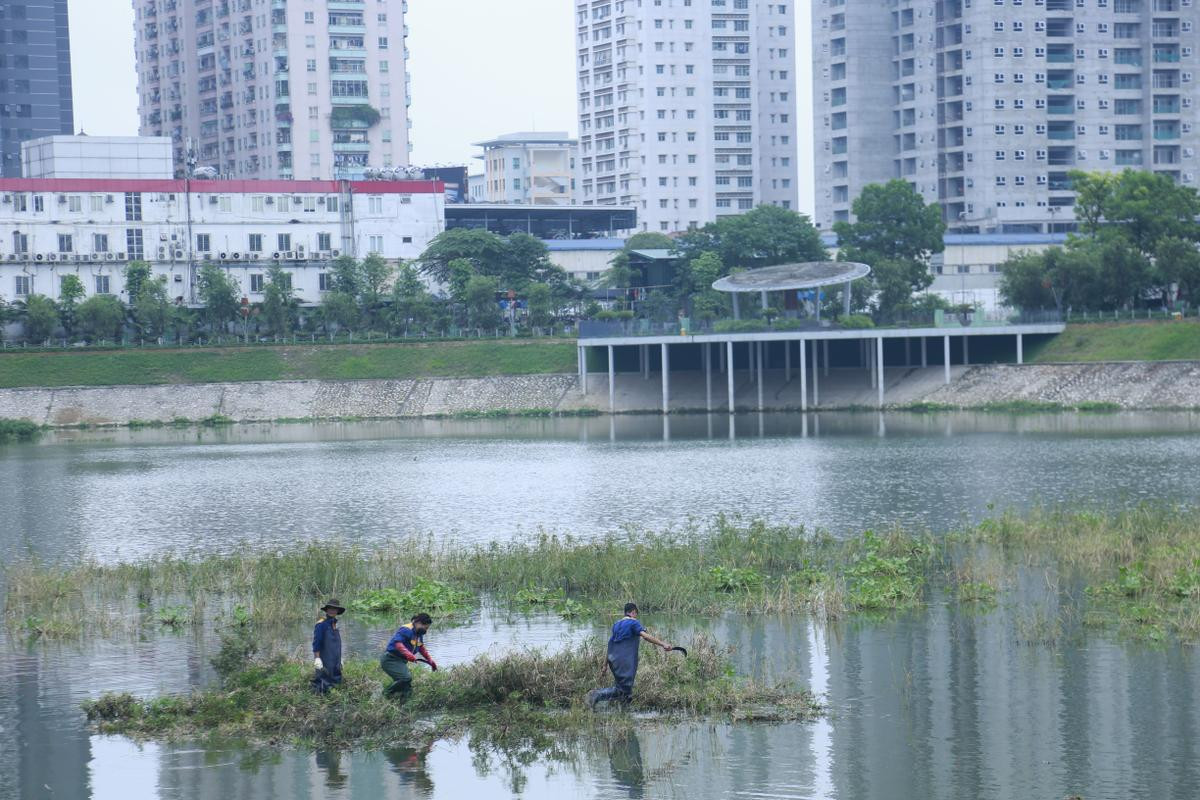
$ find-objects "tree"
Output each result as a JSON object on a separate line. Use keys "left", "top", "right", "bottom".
{"left": 321, "top": 291, "right": 359, "bottom": 333}
{"left": 132, "top": 276, "right": 172, "bottom": 339}
{"left": 1156, "top": 236, "right": 1200, "bottom": 307}
{"left": 359, "top": 253, "right": 394, "bottom": 327}
{"left": 998, "top": 251, "right": 1057, "bottom": 310}
{"left": 329, "top": 255, "right": 363, "bottom": 298}
{"left": 389, "top": 263, "right": 433, "bottom": 334}
{"left": 122, "top": 261, "right": 153, "bottom": 303}
{"left": 685, "top": 251, "right": 728, "bottom": 323}
{"left": 601, "top": 233, "right": 673, "bottom": 290}
{"left": 834, "top": 180, "right": 946, "bottom": 319}
{"left": 196, "top": 263, "right": 241, "bottom": 336}
{"left": 417, "top": 229, "right": 509, "bottom": 286}
{"left": 21, "top": 294, "right": 58, "bottom": 342}
{"left": 75, "top": 294, "right": 126, "bottom": 342}
{"left": 677, "top": 206, "right": 827, "bottom": 271}
{"left": 261, "top": 266, "right": 297, "bottom": 336}
{"left": 463, "top": 274, "right": 501, "bottom": 329}
{"left": 0, "top": 296, "right": 12, "bottom": 342}
{"left": 57, "top": 274, "right": 85, "bottom": 339}
{"left": 526, "top": 282, "right": 554, "bottom": 329}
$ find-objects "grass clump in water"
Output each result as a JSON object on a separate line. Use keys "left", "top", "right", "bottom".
{"left": 0, "top": 419, "right": 40, "bottom": 443}
{"left": 82, "top": 636, "right": 820, "bottom": 746}
{"left": 349, "top": 579, "right": 474, "bottom": 618}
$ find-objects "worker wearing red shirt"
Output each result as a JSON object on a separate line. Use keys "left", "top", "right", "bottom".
{"left": 381, "top": 612, "right": 437, "bottom": 700}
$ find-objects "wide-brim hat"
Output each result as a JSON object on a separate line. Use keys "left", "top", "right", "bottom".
{"left": 321, "top": 599, "right": 346, "bottom": 615}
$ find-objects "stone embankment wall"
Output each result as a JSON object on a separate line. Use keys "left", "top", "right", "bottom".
{"left": 919, "top": 362, "right": 1200, "bottom": 409}
{"left": 0, "top": 375, "right": 581, "bottom": 426}
{"left": 0, "top": 362, "right": 1196, "bottom": 426}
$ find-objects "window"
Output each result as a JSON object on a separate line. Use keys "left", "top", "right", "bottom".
{"left": 95, "top": 275, "right": 110, "bottom": 295}
{"left": 196, "top": 233, "right": 211, "bottom": 252}
{"left": 319, "top": 273, "right": 332, "bottom": 291}
{"left": 378, "top": 37, "right": 388, "bottom": 49}
{"left": 68, "top": 196, "right": 82, "bottom": 213}
{"left": 252, "top": 196, "right": 265, "bottom": 212}
{"left": 317, "top": 232, "right": 332, "bottom": 251}
{"left": 219, "top": 196, "right": 232, "bottom": 212}
{"left": 126, "top": 229, "right": 144, "bottom": 260}
{"left": 368, "top": 195, "right": 383, "bottom": 213}
{"left": 14, "top": 275, "right": 30, "bottom": 297}
{"left": 89, "top": 195, "right": 105, "bottom": 212}
{"left": 92, "top": 233, "right": 109, "bottom": 252}
{"left": 277, "top": 233, "right": 292, "bottom": 251}
{"left": 124, "top": 193, "right": 143, "bottom": 221}
{"left": 249, "top": 233, "right": 264, "bottom": 252}
{"left": 12, "top": 232, "right": 28, "bottom": 253}
{"left": 58, "top": 234, "right": 73, "bottom": 253}
{"left": 368, "top": 235, "right": 384, "bottom": 253}
{"left": 250, "top": 274, "right": 264, "bottom": 292}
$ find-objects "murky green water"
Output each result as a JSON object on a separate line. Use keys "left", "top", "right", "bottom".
{"left": 3, "top": 412, "right": 1200, "bottom": 799}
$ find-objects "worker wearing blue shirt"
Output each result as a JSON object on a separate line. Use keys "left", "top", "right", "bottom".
{"left": 586, "top": 603, "right": 673, "bottom": 708}
{"left": 311, "top": 599, "right": 345, "bottom": 693}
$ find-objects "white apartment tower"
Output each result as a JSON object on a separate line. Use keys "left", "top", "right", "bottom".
{"left": 575, "top": 0, "right": 800, "bottom": 233}
{"left": 813, "top": 0, "right": 1200, "bottom": 234}
{"left": 133, "top": 0, "right": 411, "bottom": 180}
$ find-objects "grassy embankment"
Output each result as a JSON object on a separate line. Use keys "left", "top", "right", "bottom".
{"left": 1031, "top": 320, "right": 1200, "bottom": 363}
{"left": 0, "top": 339, "right": 577, "bottom": 389}
{"left": 83, "top": 636, "right": 820, "bottom": 747}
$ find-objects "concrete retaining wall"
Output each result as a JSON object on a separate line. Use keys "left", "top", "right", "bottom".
{"left": 0, "top": 361, "right": 1197, "bottom": 426}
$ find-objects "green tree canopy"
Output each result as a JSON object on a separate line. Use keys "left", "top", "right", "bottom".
{"left": 834, "top": 180, "right": 946, "bottom": 318}
{"left": 389, "top": 263, "right": 434, "bottom": 334}
{"left": 261, "top": 266, "right": 297, "bottom": 336}
{"left": 75, "top": 294, "right": 126, "bottom": 342}
{"left": 122, "top": 261, "right": 153, "bottom": 303}
{"left": 677, "top": 205, "right": 827, "bottom": 271}
{"left": 463, "top": 274, "right": 501, "bottom": 329}
{"left": 196, "top": 263, "right": 241, "bottom": 334}
{"left": 132, "top": 276, "right": 173, "bottom": 339}
{"left": 57, "top": 274, "right": 85, "bottom": 338}
{"left": 21, "top": 294, "right": 58, "bottom": 341}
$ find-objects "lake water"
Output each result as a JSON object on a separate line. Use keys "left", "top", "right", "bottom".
{"left": 3, "top": 412, "right": 1200, "bottom": 799}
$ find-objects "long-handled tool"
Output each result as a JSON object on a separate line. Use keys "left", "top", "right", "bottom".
{"left": 668, "top": 646, "right": 688, "bottom": 657}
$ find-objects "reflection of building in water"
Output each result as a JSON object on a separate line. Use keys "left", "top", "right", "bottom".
{"left": 10, "top": 653, "right": 90, "bottom": 798}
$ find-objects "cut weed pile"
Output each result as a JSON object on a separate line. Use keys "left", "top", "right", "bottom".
{"left": 82, "top": 636, "right": 820, "bottom": 747}
{"left": 9, "top": 506, "right": 1200, "bottom": 643}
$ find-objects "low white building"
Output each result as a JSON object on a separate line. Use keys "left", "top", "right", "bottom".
{"left": 0, "top": 177, "right": 445, "bottom": 307}
{"left": 21, "top": 136, "right": 174, "bottom": 180}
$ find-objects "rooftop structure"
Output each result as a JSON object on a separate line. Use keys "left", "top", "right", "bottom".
{"left": 444, "top": 204, "right": 636, "bottom": 239}
{"left": 21, "top": 135, "right": 173, "bottom": 179}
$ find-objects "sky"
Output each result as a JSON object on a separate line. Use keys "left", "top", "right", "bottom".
{"left": 66, "top": 0, "right": 814, "bottom": 214}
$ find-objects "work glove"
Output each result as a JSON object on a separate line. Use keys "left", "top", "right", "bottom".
{"left": 313, "top": 656, "right": 324, "bottom": 670}
{"left": 428, "top": 659, "right": 438, "bottom": 672}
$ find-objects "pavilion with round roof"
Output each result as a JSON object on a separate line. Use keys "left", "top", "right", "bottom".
{"left": 711, "top": 261, "right": 872, "bottom": 320}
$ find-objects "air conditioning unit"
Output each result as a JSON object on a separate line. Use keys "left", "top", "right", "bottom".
{"left": 230, "top": 252, "right": 242, "bottom": 260}
{"left": 57, "top": 195, "right": 67, "bottom": 204}
{"left": 105, "top": 195, "right": 114, "bottom": 204}
{"left": 91, "top": 254, "right": 102, "bottom": 262}
{"left": 309, "top": 252, "right": 322, "bottom": 261}
{"left": 317, "top": 197, "right": 326, "bottom": 204}
{"left": 284, "top": 251, "right": 296, "bottom": 260}
{"left": 265, "top": 197, "right": 274, "bottom": 204}
{"left": 219, "top": 252, "right": 230, "bottom": 260}
{"left": 209, "top": 196, "right": 219, "bottom": 204}
{"left": 158, "top": 247, "right": 168, "bottom": 258}
{"left": 173, "top": 249, "right": 184, "bottom": 259}
{"left": 297, "top": 245, "right": 305, "bottom": 254}
{"left": 173, "top": 274, "right": 183, "bottom": 282}
{"left": 74, "top": 254, "right": 86, "bottom": 262}
{"left": 272, "top": 251, "right": 283, "bottom": 260}
{"left": 1, "top": 194, "right": 10, "bottom": 204}
{"left": 116, "top": 252, "right": 128, "bottom": 261}
{"left": 330, "top": 249, "right": 341, "bottom": 257}
{"left": 249, "top": 253, "right": 261, "bottom": 260}
{"left": 6, "top": 254, "right": 19, "bottom": 261}
{"left": 48, "top": 253, "right": 58, "bottom": 261}
{"left": 105, "top": 253, "right": 116, "bottom": 261}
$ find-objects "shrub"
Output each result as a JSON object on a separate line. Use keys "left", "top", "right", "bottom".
{"left": 838, "top": 314, "right": 875, "bottom": 329}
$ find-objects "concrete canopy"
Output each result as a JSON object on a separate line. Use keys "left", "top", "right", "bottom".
{"left": 711, "top": 261, "right": 871, "bottom": 293}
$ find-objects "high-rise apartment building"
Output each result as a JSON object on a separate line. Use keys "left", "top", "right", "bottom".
{"left": 813, "top": 0, "right": 1200, "bottom": 234}
{"left": 0, "top": 0, "right": 74, "bottom": 178}
{"left": 133, "top": 0, "right": 410, "bottom": 180}
{"left": 575, "top": 0, "right": 799, "bottom": 233}
{"left": 474, "top": 132, "right": 577, "bottom": 205}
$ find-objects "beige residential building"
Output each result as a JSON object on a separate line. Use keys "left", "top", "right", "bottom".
{"left": 473, "top": 132, "right": 577, "bottom": 205}
{"left": 132, "top": 0, "right": 411, "bottom": 180}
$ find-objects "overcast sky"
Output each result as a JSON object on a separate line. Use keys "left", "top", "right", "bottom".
{"left": 67, "top": 0, "right": 814, "bottom": 214}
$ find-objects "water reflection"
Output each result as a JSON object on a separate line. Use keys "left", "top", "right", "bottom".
{"left": 5, "top": 412, "right": 1200, "bottom": 563}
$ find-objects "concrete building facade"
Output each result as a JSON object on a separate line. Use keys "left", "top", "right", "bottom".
{"left": 0, "top": 177, "right": 443, "bottom": 306}
{"left": 0, "top": 0, "right": 74, "bottom": 178}
{"left": 473, "top": 132, "right": 577, "bottom": 205}
{"left": 575, "top": 0, "right": 799, "bottom": 233}
{"left": 813, "top": 0, "right": 1200, "bottom": 233}
{"left": 132, "top": 0, "right": 411, "bottom": 181}
{"left": 21, "top": 135, "right": 175, "bottom": 179}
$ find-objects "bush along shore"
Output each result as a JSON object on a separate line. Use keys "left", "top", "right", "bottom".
{"left": 82, "top": 636, "right": 820, "bottom": 747}
{"left": 0, "top": 419, "right": 39, "bottom": 443}
{"left": 8, "top": 506, "right": 1200, "bottom": 643}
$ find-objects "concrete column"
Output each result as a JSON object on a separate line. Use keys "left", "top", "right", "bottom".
{"left": 732, "top": 293, "right": 741, "bottom": 320}
{"left": 641, "top": 344, "right": 649, "bottom": 380}
{"left": 843, "top": 281, "right": 852, "bottom": 316}
{"left": 921, "top": 337, "right": 928, "bottom": 368}
{"left": 704, "top": 342, "right": 713, "bottom": 412}
{"left": 607, "top": 344, "right": 615, "bottom": 412}
{"left": 905, "top": 338, "right": 912, "bottom": 367}
{"left": 943, "top": 335, "right": 951, "bottom": 385}
{"left": 760, "top": 291, "right": 769, "bottom": 311}
{"left": 800, "top": 336, "right": 808, "bottom": 412}
{"left": 750, "top": 342, "right": 757, "bottom": 384}
{"left": 719, "top": 342, "right": 726, "bottom": 373}
{"left": 812, "top": 339, "right": 820, "bottom": 408}
{"left": 726, "top": 340, "right": 735, "bottom": 413}
{"left": 756, "top": 342, "right": 764, "bottom": 411}
{"left": 579, "top": 346, "right": 588, "bottom": 394}
{"left": 784, "top": 339, "right": 792, "bottom": 382}
{"left": 1017, "top": 333, "right": 1024, "bottom": 365}
{"left": 963, "top": 335, "right": 970, "bottom": 366}
{"left": 870, "top": 338, "right": 877, "bottom": 389}
{"left": 877, "top": 336, "right": 885, "bottom": 408}
{"left": 823, "top": 340, "right": 830, "bottom": 377}
{"left": 660, "top": 342, "right": 670, "bottom": 415}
